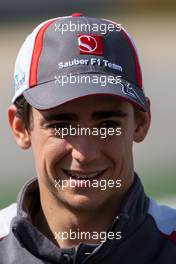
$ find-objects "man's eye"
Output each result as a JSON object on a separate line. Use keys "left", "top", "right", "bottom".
{"left": 99, "top": 121, "right": 120, "bottom": 128}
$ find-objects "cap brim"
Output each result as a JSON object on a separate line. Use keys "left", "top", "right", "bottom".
{"left": 23, "top": 75, "right": 147, "bottom": 111}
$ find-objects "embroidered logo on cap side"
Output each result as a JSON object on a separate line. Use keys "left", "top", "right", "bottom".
{"left": 78, "top": 34, "right": 103, "bottom": 55}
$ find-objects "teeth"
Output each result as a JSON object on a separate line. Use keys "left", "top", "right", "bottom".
{"left": 64, "top": 170, "right": 103, "bottom": 179}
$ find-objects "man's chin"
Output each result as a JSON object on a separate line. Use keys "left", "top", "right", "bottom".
{"left": 55, "top": 191, "right": 104, "bottom": 212}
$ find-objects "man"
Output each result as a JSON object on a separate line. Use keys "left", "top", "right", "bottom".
{"left": 0, "top": 13, "right": 176, "bottom": 263}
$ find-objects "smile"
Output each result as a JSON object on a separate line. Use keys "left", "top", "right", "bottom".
{"left": 62, "top": 169, "right": 107, "bottom": 180}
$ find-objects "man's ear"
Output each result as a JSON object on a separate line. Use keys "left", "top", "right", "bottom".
{"left": 133, "top": 97, "right": 151, "bottom": 143}
{"left": 8, "top": 104, "right": 31, "bottom": 149}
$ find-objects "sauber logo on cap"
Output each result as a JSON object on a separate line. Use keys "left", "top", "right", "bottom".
{"left": 78, "top": 34, "right": 103, "bottom": 55}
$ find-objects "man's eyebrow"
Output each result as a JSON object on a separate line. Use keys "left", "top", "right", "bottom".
{"left": 40, "top": 110, "right": 127, "bottom": 124}
{"left": 92, "top": 110, "right": 128, "bottom": 120}
{"left": 40, "top": 113, "right": 78, "bottom": 124}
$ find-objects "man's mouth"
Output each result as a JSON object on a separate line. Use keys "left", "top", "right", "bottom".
{"left": 62, "top": 169, "right": 107, "bottom": 180}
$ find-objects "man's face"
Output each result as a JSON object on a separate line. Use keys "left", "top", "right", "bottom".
{"left": 16, "top": 96, "right": 150, "bottom": 212}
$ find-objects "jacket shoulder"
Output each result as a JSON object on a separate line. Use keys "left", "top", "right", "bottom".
{"left": 148, "top": 198, "right": 176, "bottom": 245}
{"left": 0, "top": 203, "right": 17, "bottom": 239}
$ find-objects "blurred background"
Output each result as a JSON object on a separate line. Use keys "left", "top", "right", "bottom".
{"left": 0, "top": 0, "right": 176, "bottom": 208}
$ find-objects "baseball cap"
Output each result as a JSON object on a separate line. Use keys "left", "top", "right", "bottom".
{"left": 12, "top": 13, "right": 147, "bottom": 111}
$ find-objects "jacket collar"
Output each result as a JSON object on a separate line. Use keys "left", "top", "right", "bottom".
{"left": 111, "top": 174, "right": 149, "bottom": 237}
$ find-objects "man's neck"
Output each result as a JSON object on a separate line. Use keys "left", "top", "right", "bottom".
{"left": 34, "top": 194, "right": 123, "bottom": 248}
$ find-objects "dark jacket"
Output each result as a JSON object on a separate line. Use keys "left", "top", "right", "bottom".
{"left": 0, "top": 174, "right": 176, "bottom": 263}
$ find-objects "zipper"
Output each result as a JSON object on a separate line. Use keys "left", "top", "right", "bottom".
{"left": 72, "top": 214, "right": 129, "bottom": 264}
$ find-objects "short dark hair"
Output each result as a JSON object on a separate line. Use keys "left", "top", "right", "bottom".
{"left": 14, "top": 95, "right": 32, "bottom": 130}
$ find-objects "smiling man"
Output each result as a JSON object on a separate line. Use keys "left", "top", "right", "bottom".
{"left": 0, "top": 13, "right": 176, "bottom": 263}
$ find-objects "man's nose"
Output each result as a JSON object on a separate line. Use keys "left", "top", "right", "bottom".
{"left": 71, "top": 135, "right": 99, "bottom": 165}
